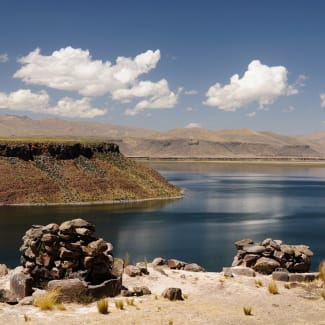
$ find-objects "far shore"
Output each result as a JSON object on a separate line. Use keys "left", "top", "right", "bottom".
{"left": 134, "top": 157, "right": 325, "bottom": 167}
{"left": 0, "top": 194, "right": 184, "bottom": 207}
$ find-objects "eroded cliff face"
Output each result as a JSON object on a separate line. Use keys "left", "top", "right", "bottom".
{"left": 0, "top": 142, "right": 180, "bottom": 205}
{"left": 0, "top": 142, "right": 119, "bottom": 161}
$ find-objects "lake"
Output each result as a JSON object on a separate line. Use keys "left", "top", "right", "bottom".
{"left": 0, "top": 162, "right": 325, "bottom": 271}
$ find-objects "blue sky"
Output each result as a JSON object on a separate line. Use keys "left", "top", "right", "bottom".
{"left": 0, "top": 0, "right": 325, "bottom": 134}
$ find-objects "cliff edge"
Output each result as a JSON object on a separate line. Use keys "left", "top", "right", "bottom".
{"left": 0, "top": 141, "right": 181, "bottom": 205}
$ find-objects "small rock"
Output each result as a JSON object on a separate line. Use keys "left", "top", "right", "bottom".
{"left": 235, "top": 239, "right": 254, "bottom": 249}
{"left": 87, "top": 277, "right": 122, "bottom": 299}
{"left": 133, "top": 286, "right": 151, "bottom": 296}
{"left": 10, "top": 267, "right": 34, "bottom": 299}
{"left": 162, "top": 287, "right": 183, "bottom": 301}
{"left": 183, "top": 263, "right": 205, "bottom": 272}
{"left": 0, "top": 289, "right": 18, "bottom": 305}
{"left": 167, "top": 259, "right": 186, "bottom": 270}
{"left": 121, "top": 289, "right": 134, "bottom": 297}
{"left": 289, "top": 273, "right": 317, "bottom": 283}
{"left": 0, "top": 264, "right": 9, "bottom": 277}
{"left": 19, "top": 296, "right": 34, "bottom": 305}
{"left": 222, "top": 267, "right": 233, "bottom": 277}
{"left": 152, "top": 257, "right": 165, "bottom": 266}
{"left": 124, "top": 265, "right": 142, "bottom": 277}
{"left": 243, "top": 254, "right": 259, "bottom": 267}
{"left": 136, "top": 262, "right": 149, "bottom": 275}
{"left": 111, "top": 258, "right": 124, "bottom": 278}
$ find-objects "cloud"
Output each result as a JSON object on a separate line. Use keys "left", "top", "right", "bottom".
{"left": 13, "top": 46, "right": 178, "bottom": 115}
{"left": 0, "top": 89, "right": 105, "bottom": 118}
{"left": 0, "top": 53, "right": 9, "bottom": 63}
{"left": 14, "top": 47, "right": 160, "bottom": 96}
{"left": 283, "top": 106, "right": 295, "bottom": 113}
{"left": 184, "top": 89, "right": 198, "bottom": 95}
{"left": 247, "top": 111, "right": 256, "bottom": 118}
{"left": 185, "top": 122, "right": 201, "bottom": 128}
{"left": 320, "top": 93, "right": 325, "bottom": 108}
{"left": 204, "top": 60, "right": 297, "bottom": 111}
{"left": 0, "top": 54, "right": 8, "bottom": 63}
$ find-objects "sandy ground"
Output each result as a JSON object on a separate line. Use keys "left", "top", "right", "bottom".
{"left": 0, "top": 265, "right": 324, "bottom": 325}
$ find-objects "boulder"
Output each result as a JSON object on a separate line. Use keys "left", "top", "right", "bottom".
{"left": 87, "top": 277, "right": 122, "bottom": 299}
{"left": 162, "top": 288, "right": 183, "bottom": 301}
{"left": 253, "top": 257, "right": 280, "bottom": 274}
{"left": 183, "top": 263, "right": 205, "bottom": 272}
{"left": 0, "top": 289, "right": 18, "bottom": 305}
{"left": 231, "top": 267, "right": 256, "bottom": 277}
{"left": 167, "top": 259, "right": 186, "bottom": 270}
{"left": 124, "top": 265, "right": 142, "bottom": 277}
{"left": 10, "top": 267, "right": 34, "bottom": 299}
{"left": 243, "top": 254, "right": 259, "bottom": 267}
{"left": 47, "top": 278, "right": 88, "bottom": 302}
{"left": 0, "top": 264, "right": 9, "bottom": 277}
{"left": 152, "top": 257, "right": 166, "bottom": 266}
{"left": 235, "top": 239, "right": 254, "bottom": 249}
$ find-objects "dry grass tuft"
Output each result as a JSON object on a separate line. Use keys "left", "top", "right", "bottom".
{"left": 33, "top": 289, "right": 60, "bottom": 310}
{"left": 23, "top": 314, "right": 31, "bottom": 322}
{"left": 56, "top": 303, "right": 67, "bottom": 311}
{"left": 97, "top": 298, "right": 109, "bottom": 314}
{"left": 319, "top": 260, "right": 325, "bottom": 283}
{"left": 126, "top": 298, "right": 135, "bottom": 306}
{"left": 268, "top": 281, "right": 279, "bottom": 294}
{"left": 284, "top": 283, "right": 291, "bottom": 289}
{"left": 243, "top": 306, "right": 253, "bottom": 316}
{"left": 255, "top": 279, "right": 263, "bottom": 288}
{"left": 115, "top": 299, "right": 124, "bottom": 310}
{"left": 183, "top": 293, "right": 189, "bottom": 299}
{"left": 321, "top": 290, "right": 325, "bottom": 300}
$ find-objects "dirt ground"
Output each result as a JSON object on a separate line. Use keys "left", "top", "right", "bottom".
{"left": 0, "top": 265, "right": 324, "bottom": 325}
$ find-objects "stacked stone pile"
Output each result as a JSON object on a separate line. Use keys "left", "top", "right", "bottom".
{"left": 232, "top": 238, "right": 313, "bottom": 274}
{"left": 19, "top": 219, "right": 120, "bottom": 287}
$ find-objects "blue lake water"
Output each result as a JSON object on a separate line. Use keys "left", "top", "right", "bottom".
{"left": 0, "top": 162, "right": 325, "bottom": 271}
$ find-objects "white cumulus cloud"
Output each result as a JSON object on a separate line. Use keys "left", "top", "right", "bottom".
{"left": 0, "top": 53, "right": 8, "bottom": 63}
{"left": 0, "top": 89, "right": 105, "bottom": 118}
{"left": 320, "top": 94, "right": 325, "bottom": 108}
{"left": 204, "top": 60, "right": 297, "bottom": 111}
{"left": 13, "top": 46, "right": 178, "bottom": 115}
{"left": 185, "top": 122, "right": 201, "bottom": 128}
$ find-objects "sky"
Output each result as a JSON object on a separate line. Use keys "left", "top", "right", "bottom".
{"left": 0, "top": 0, "right": 325, "bottom": 134}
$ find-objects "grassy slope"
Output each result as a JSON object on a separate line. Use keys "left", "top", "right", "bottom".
{"left": 0, "top": 152, "right": 181, "bottom": 205}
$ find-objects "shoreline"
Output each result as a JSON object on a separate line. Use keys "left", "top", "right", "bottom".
{"left": 134, "top": 157, "right": 325, "bottom": 166}
{"left": 0, "top": 194, "right": 184, "bottom": 207}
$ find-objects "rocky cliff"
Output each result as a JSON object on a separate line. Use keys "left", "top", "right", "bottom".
{"left": 0, "top": 142, "right": 181, "bottom": 205}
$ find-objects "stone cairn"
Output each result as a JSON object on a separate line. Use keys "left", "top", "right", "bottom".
{"left": 14, "top": 219, "right": 123, "bottom": 299}
{"left": 232, "top": 238, "right": 314, "bottom": 274}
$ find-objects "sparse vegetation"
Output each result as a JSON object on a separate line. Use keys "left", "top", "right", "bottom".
{"left": 319, "top": 260, "right": 325, "bottom": 283}
{"left": 321, "top": 290, "right": 325, "bottom": 300}
{"left": 123, "top": 252, "right": 130, "bottom": 267}
{"left": 284, "top": 283, "right": 291, "bottom": 289}
{"left": 97, "top": 298, "right": 109, "bottom": 314}
{"left": 268, "top": 281, "right": 279, "bottom": 294}
{"left": 255, "top": 279, "right": 263, "bottom": 288}
{"left": 33, "top": 289, "right": 60, "bottom": 310}
{"left": 115, "top": 299, "right": 124, "bottom": 310}
{"left": 183, "top": 293, "right": 189, "bottom": 299}
{"left": 23, "top": 314, "right": 31, "bottom": 322}
{"left": 126, "top": 298, "right": 135, "bottom": 306}
{"left": 243, "top": 306, "right": 253, "bottom": 316}
{"left": 56, "top": 303, "right": 67, "bottom": 311}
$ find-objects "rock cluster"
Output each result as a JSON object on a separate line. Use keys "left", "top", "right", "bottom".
{"left": 232, "top": 238, "right": 313, "bottom": 274}
{"left": 19, "top": 219, "right": 122, "bottom": 290}
{"left": 0, "top": 142, "right": 119, "bottom": 161}
{"left": 152, "top": 257, "right": 205, "bottom": 272}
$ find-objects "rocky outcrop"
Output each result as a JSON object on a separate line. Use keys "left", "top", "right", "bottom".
{"left": 0, "top": 142, "right": 119, "bottom": 161}
{"left": 152, "top": 258, "right": 205, "bottom": 272}
{"left": 13, "top": 219, "right": 123, "bottom": 299}
{"left": 232, "top": 238, "right": 313, "bottom": 274}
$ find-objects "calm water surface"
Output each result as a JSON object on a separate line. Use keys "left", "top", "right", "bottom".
{"left": 0, "top": 162, "right": 325, "bottom": 271}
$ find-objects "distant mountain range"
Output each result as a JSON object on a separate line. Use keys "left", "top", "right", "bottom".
{"left": 1, "top": 115, "right": 325, "bottom": 159}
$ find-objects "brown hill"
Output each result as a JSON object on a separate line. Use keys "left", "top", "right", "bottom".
{"left": 0, "top": 141, "right": 180, "bottom": 205}
{"left": 0, "top": 115, "right": 324, "bottom": 158}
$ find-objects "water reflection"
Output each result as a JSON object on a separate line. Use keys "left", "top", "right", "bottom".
{"left": 1, "top": 162, "right": 325, "bottom": 271}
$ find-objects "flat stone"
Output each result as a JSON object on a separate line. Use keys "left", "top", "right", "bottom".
{"left": 183, "top": 263, "right": 205, "bottom": 272}
{"left": 245, "top": 245, "right": 266, "bottom": 254}
{"left": 87, "top": 277, "right": 122, "bottom": 299}
{"left": 235, "top": 239, "right": 254, "bottom": 250}
{"left": 162, "top": 287, "right": 183, "bottom": 301}
{"left": 294, "top": 245, "right": 314, "bottom": 257}
{"left": 47, "top": 278, "right": 88, "bottom": 302}
{"left": 231, "top": 256, "right": 243, "bottom": 267}
{"left": 19, "top": 296, "right": 34, "bottom": 305}
{"left": 289, "top": 273, "right": 317, "bottom": 283}
{"left": 87, "top": 238, "right": 108, "bottom": 255}
{"left": 272, "top": 271, "right": 289, "bottom": 282}
{"left": 243, "top": 254, "right": 260, "bottom": 267}
{"left": 59, "top": 219, "right": 95, "bottom": 233}
{"left": 280, "top": 245, "right": 294, "bottom": 255}
{"left": 231, "top": 267, "right": 256, "bottom": 277}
